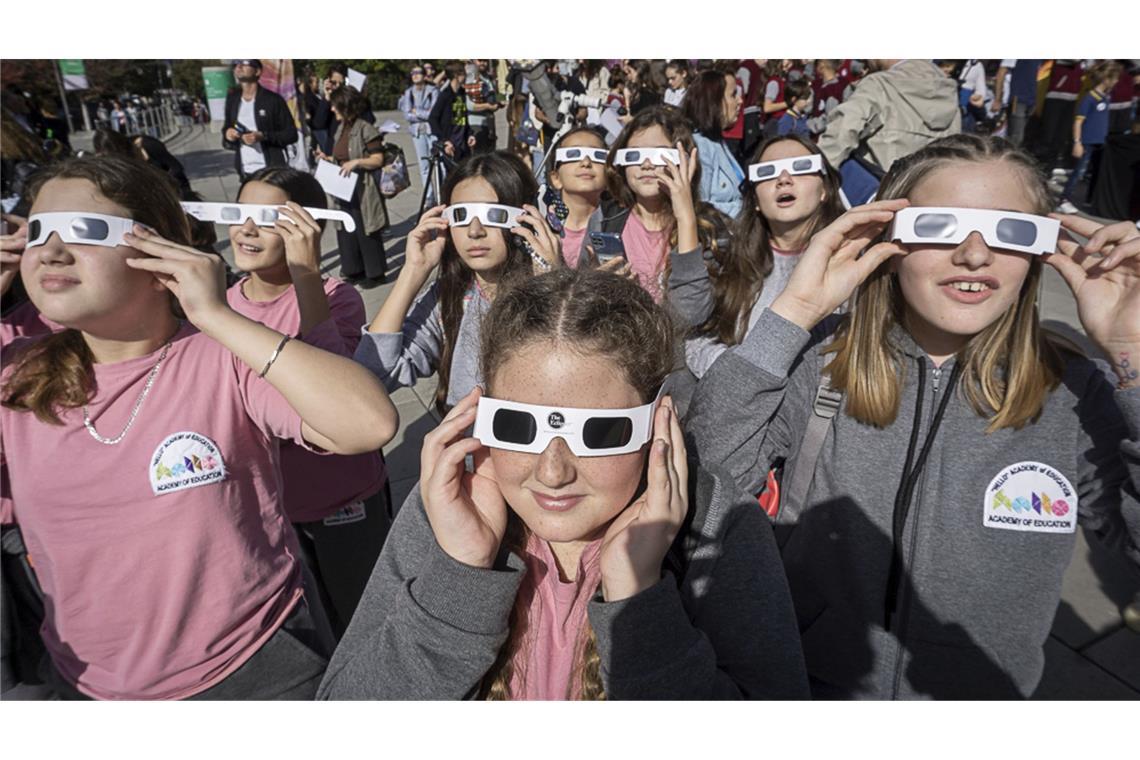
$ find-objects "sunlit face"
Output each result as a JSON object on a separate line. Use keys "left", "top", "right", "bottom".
{"left": 411, "top": 68, "right": 424, "bottom": 84}
{"left": 448, "top": 176, "right": 511, "bottom": 274}
{"left": 666, "top": 66, "right": 686, "bottom": 91}
{"left": 488, "top": 343, "right": 650, "bottom": 544}
{"left": 894, "top": 161, "right": 1038, "bottom": 343}
{"left": 753, "top": 140, "right": 828, "bottom": 228}
{"left": 229, "top": 181, "right": 288, "bottom": 275}
{"left": 233, "top": 63, "right": 260, "bottom": 83}
{"left": 550, "top": 131, "right": 608, "bottom": 197}
{"left": 722, "top": 74, "right": 742, "bottom": 126}
{"left": 622, "top": 124, "right": 674, "bottom": 203}
{"left": 22, "top": 178, "right": 167, "bottom": 334}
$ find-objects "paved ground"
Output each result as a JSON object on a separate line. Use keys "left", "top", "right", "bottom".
{"left": 72, "top": 108, "right": 1139, "bottom": 699}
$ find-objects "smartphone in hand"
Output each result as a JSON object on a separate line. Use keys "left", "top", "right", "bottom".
{"left": 589, "top": 232, "right": 626, "bottom": 263}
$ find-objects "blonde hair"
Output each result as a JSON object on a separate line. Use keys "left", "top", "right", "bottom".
{"left": 823, "top": 134, "right": 1065, "bottom": 432}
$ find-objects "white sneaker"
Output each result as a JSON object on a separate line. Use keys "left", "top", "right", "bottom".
{"left": 1056, "top": 200, "right": 1079, "bottom": 215}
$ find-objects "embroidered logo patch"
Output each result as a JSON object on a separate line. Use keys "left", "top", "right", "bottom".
{"left": 983, "top": 461, "right": 1077, "bottom": 534}
{"left": 150, "top": 431, "right": 226, "bottom": 495}
{"left": 323, "top": 501, "right": 367, "bottom": 526}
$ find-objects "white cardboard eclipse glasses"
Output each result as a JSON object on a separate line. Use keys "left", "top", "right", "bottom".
{"left": 748, "top": 154, "right": 826, "bottom": 182}
{"left": 474, "top": 395, "right": 658, "bottom": 457}
{"left": 612, "top": 148, "right": 681, "bottom": 167}
{"left": 443, "top": 203, "right": 524, "bottom": 229}
{"left": 26, "top": 212, "right": 138, "bottom": 248}
{"left": 554, "top": 147, "right": 609, "bottom": 165}
{"left": 889, "top": 207, "right": 1060, "bottom": 256}
{"left": 180, "top": 202, "right": 356, "bottom": 232}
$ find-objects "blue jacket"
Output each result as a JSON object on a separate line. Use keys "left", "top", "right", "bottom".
{"left": 693, "top": 131, "right": 745, "bottom": 219}
{"left": 399, "top": 84, "right": 439, "bottom": 137}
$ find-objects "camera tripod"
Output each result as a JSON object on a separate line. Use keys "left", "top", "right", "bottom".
{"left": 417, "top": 141, "right": 453, "bottom": 218}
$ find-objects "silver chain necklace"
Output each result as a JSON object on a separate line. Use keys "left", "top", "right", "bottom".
{"left": 83, "top": 340, "right": 171, "bottom": 445}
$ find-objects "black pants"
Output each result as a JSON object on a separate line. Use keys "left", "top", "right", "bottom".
{"left": 1092, "top": 132, "right": 1140, "bottom": 221}
{"left": 1035, "top": 98, "right": 1077, "bottom": 170}
{"left": 335, "top": 203, "right": 387, "bottom": 281}
{"left": 35, "top": 592, "right": 332, "bottom": 701}
{"left": 741, "top": 111, "right": 764, "bottom": 163}
{"left": 294, "top": 484, "right": 393, "bottom": 640}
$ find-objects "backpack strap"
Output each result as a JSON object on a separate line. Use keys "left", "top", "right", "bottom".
{"left": 780, "top": 376, "right": 843, "bottom": 517}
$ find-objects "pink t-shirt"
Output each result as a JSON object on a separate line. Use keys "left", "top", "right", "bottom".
{"left": 621, "top": 212, "right": 670, "bottom": 302}
{"left": 0, "top": 321, "right": 324, "bottom": 699}
{"left": 509, "top": 533, "right": 603, "bottom": 700}
{"left": 560, "top": 226, "right": 588, "bottom": 268}
{"left": 227, "top": 276, "right": 386, "bottom": 523}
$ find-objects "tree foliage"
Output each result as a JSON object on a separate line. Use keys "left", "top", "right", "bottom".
{"left": 296, "top": 59, "right": 439, "bottom": 110}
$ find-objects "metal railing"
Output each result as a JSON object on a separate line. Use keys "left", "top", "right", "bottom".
{"left": 92, "top": 102, "right": 182, "bottom": 141}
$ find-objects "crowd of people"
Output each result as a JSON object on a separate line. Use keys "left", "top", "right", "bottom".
{"left": 1, "top": 57, "right": 1139, "bottom": 702}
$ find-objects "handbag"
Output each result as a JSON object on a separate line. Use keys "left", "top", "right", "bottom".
{"left": 373, "top": 144, "right": 411, "bottom": 198}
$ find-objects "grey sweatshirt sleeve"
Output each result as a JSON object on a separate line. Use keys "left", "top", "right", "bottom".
{"left": 352, "top": 283, "right": 444, "bottom": 392}
{"left": 685, "top": 308, "right": 818, "bottom": 495}
{"left": 667, "top": 247, "right": 715, "bottom": 328}
{"left": 1074, "top": 368, "right": 1140, "bottom": 568}
{"left": 587, "top": 487, "right": 810, "bottom": 699}
{"left": 317, "top": 488, "right": 525, "bottom": 700}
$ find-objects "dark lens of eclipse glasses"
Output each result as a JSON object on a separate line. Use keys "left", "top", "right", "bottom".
{"left": 913, "top": 213, "right": 959, "bottom": 239}
{"left": 582, "top": 416, "right": 634, "bottom": 449}
{"left": 71, "top": 217, "right": 110, "bottom": 240}
{"left": 995, "top": 218, "right": 1038, "bottom": 247}
{"left": 492, "top": 408, "right": 537, "bottom": 445}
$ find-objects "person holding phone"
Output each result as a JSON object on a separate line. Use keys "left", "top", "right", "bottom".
{"left": 604, "top": 106, "right": 729, "bottom": 308}
{"left": 318, "top": 267, "right": 809, "bottom": 700}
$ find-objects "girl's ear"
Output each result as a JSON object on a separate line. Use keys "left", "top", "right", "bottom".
{"left": 549, "top": 169, "right": 564, "bottom": 192}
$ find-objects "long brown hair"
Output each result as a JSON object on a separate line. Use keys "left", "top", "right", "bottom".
{"left": 823, "top": 134, "right": 1064, "bottom": 431}
{"left": 605, "top": 106, "right": 730, "bottom": 266}
{"left": 434, "top": 151, "right": 538, "bottom": 414}
{"left": 702, "top": 134, "right": 843, "bottom": 345}
{"left": 477, "top": 268, "right": 677, "bottom": 699}
{"left": 2, "top": 155, "right": 191, "bottom": 425}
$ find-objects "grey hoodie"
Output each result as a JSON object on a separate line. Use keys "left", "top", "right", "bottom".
{"left": 686, "top": 308, "right": 1140, "bottom": 699}
{"left": 316, "top": 463, "right": 810, "bottom": 700}
{"left": 353, "top": 281, "right": 490, "bottom": 409}
{"left": 819, "top": 59, "right": 962, "bottom": 173}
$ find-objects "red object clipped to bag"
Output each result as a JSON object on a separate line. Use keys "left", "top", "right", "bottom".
{"left": 757, "top": 467, "right": 780, "bottom": 518}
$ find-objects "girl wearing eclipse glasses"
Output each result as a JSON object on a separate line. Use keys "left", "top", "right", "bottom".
{"left": 355, "top": 151, "right": 564, "bottom": 414}
{"left": 0, "top": 155, "right": 396, "bottom": 699}
{"left": 319, "top": 267, "right": 809, "bottom": 700}
{"left": 686, "top": 134, "right": 1140, "bottom": 699}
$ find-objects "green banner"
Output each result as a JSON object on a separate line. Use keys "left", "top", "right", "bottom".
{"left": 201, "top": 66, "right": 234, "bottom": 122}
{"left": 202, "top": 67, "right": 234, "bottom": 100}
{"left": 59, "top": 59, "right": 88, "bottom": 91}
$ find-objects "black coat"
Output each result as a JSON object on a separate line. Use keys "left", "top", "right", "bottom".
{"left": 222, "top": 86, "right": 298, "bottom": 175}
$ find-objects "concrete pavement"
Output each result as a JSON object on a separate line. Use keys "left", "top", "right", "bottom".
{"left": 72, "top": 108, "right": 1139, "bottom": 699}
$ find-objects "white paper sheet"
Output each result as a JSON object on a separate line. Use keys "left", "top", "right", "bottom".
{"left": 347, "top": 68, "right": 367, "bottom": 92}
{"left": 599, "top": 108, "right": 625, "bottom": 145}
{"left": 314, "top": 159, "right": 359, "bottom": 202}
{"left": 377, "top": 119, "right": 401, "bottom": 134}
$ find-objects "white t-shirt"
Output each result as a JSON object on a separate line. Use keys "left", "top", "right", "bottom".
{"left": 237, "top": 96, "right": 266, "bottom": 174}
{"left": 664, "top": 87, "right": 686, "bottom": 107}
{"left": 959, "top": 60, "right": 988, "bottom": 102}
